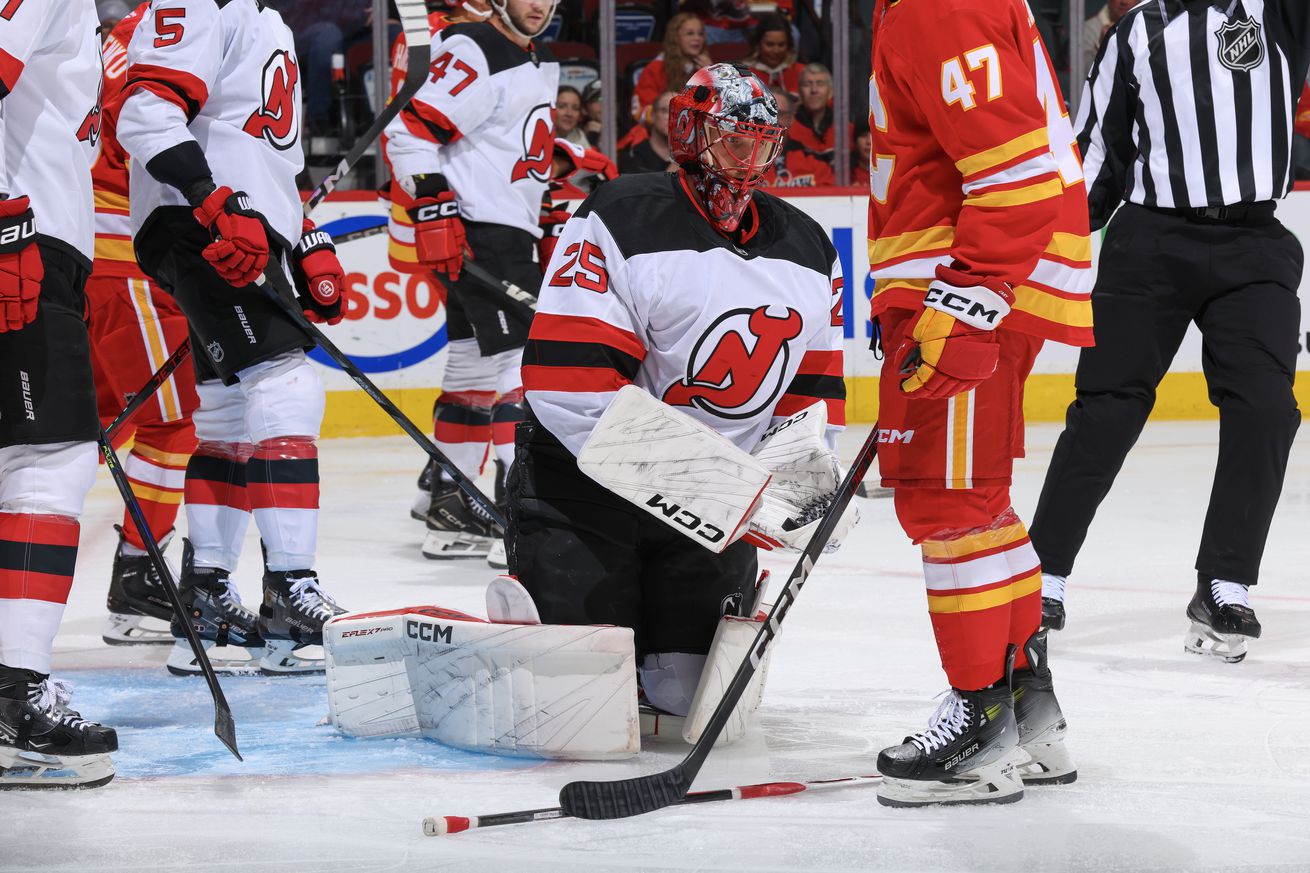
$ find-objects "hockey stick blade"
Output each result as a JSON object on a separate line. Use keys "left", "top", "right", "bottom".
{"left": 560, "top": 424, "right": 881, "bottom": 820}
{"left": 424, "top": 774, "right": 880, "bottom": 835}
{"left": 254, "top": 265, "right": 505, "bottom": 526}
{"left": 105, "top": 337, "right": 191, "bottom": 442}
{"left": 303, "top": 0, "right": 431, "bottom": 215}
{"left": 97, "top": 430, "right": 241, "bottom": 761}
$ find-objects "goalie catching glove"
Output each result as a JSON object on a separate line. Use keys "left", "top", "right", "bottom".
{"left": 897, "top": 266, "right": 1013, "bottom": 400}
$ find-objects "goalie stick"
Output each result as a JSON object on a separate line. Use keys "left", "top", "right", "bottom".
{"left": 422, "top": 774, "right": 881, "bottom": 835}
{"left": 97, "top": 429, "right": 241, "bottom": 761}
{"left": 302, "top": 0, "right": 432, "bottom": 214}
{"left": 558, "top": 424, "right": 880, "bottom": 820}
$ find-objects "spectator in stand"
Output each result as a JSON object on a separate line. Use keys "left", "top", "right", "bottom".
{"left": 620, "top": 91, "right": 677, "bottom": 174}
{"left": 555, "top": 86, "right": 589, "bottom": 149}
{"left": 681, "top": 0, "right": 755, "bottom": 44}
{"left": 743, "top": 12, "right": 804, "bottom": 96}
{"left": 1295, "top": 78, "right": 1310, "bottom": 180}
{"left": 787, "top": 62, "right": 835, "bottom": 179}
{"left": 582, "top": 79, "right": 604, "bottom": 147}
{"left": 762, "top": 87, "right": 830, "bottom": 187}
{"left": 1082, "top": 0, "right": 1134, "bottom": 71}
{"left": 273, "top": 0, "right": 372, "bottom": 136}
{"left": 852, "top": 118, "right": 871, "bottom": 189}
{"left": 632, "top": 12, "right": 712, "bottom": 121}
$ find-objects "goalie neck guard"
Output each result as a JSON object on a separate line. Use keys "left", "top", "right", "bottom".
{"left": 670, "top": 63, "right": 784, "bottom": 234}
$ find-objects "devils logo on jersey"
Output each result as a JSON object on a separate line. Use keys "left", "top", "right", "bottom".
{"left": 663, "top": 306, "right": 803, "bottom": 419}
{"left": 511, "top": 103, "right": 554, "bottom": 183}
{"left": 244, "top": 50, "right": 300, "bottom": 151}
{"left": 77, "top": 78, "right": 104, "bottom": 147}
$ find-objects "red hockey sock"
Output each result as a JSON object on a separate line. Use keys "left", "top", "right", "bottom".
{"left": 119, "top": 421, "right": 197, "bottom": 551}
{"left": 184, "top": 441, "right": 253, "bottom": 571}
{"left": 434, "top": 389, "right": 494, "bottom": 481}
{"left": 248, "top": 436, "right": 319, "bottom": 572}
{"left": 0, "top": 513, "right": 80, "bottom": 674}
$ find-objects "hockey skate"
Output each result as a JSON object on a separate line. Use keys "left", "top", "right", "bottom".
{"left": 422, "top": 477, "right": 502, "bottom": 560}
{"left": 876, "top": 684, "right": 1025, "bottom": 807}
{"left": 1041, "top": 573, "right": 1066, "bottom": 631}
{"left": 166, "top": 539, "right": 266, "bottom": 676}
{"left": 410, "top": 458, "right": 435, "bottom": 522}
{"left": 1185, "top": 579, "right": 1261, "bottom": 663}
{"left": 1012, "top": 630, "right": 1077, "bottom": 785}
{"left": 103, "top": 524, "right": 176, "bottom": 645}
{"left": 0, "top": 665, "right": 117, "bottom": 789}
{"left": 259, "top": 565, "right": 346, "bottom": 675}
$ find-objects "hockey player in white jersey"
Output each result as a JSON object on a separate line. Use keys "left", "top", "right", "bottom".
{"left": 383, "top": 0, "right": 559, "bottom": 562}
{"left": 111, "top": 0, "right": 348, "bottom": 675}
{"left": 0, "top": 0, "right": 119, "bottom": 789}
{"left": 514, "top": 64, "right": 849, "bottom": 725}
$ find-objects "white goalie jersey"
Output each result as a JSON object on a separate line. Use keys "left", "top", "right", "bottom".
{"left": 115, "top": 0, "right": 304, "bottom": 249}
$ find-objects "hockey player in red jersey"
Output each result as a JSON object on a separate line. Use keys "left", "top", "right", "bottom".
{"left": 112, "top": 0, "right": 349, "bottom": 676}
{"left": 88, "top": 2, "right": 202, "bottom": 648}
{"left": 514, "top": 64, "right": 850, "bottom": 731}
{"left": 0, "top": 0, "right": 120, "bottom": 789}
{"left": 866, "top": 0, "right": 1091, "bottom": 806}
{"left": 383, "top": 0, "right": 559, "bottom": 564}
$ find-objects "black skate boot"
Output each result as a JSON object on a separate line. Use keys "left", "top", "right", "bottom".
{"left": 1041, "top": 573, "right": 1066, "bottom": 631}
{"left": 0, "top": 664, "right": 117, "bottom": 789}
{"left": 486, "top": 460, "right": 509, "bottom": 570}
{"left": 422, "top": 476, "right": 502, "bottom": 560}
{"left": 410, "top": 458, "right": 436, "bottom": 521}
{"left": 259, "top": 561, "right": 346, "bottom": 675}
{"left": 876, "top": 683, "right": 1024, "bottom": 807}
{"left": 166, "top": 539, "right": 265, "bottom": 676}
{"left": 1012, "top": 630, "right": 1077, "bottom": 785}
{"left": 1185, "top": 577, "right": 1261, "bottom": 663}
{"left": 103, "top": 524, "right": 176, "bottom": 646}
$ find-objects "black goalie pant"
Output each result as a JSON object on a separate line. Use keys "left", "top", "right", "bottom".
{"left": 1030, "top": 203, "right": 1302, "bottom": 587}
{"left": 506, "top": 417, "right": 758, "bottom": 658}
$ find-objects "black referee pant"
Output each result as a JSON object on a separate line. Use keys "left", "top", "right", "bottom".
{"left": 1030, "top": 202, "right": 1302, "bottom": 587}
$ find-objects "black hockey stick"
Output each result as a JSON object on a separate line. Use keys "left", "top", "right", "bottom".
{"left": 423, "top": 774, "right": 880, "bottom": 835}
{"left": 558, "top": 424, "right": 881, "bottom": 819}
{"left": 96, "top": 428, "right": 241, "bottom": 761}
{"left": 104, "top": 337, "right": 192, "bottom": 442}
{"left": 303, "top": 0, "right": 433, "bottom": 214}
{"left": 257, "top": 261, "right": 505, "bottom": 527}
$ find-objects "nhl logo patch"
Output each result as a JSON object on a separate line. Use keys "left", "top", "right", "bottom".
{"left": 1216, "top": 16, "right": 1265, "bottom": 73}
{"left": 206, "top": 341, "right": 225, "bottom": 363}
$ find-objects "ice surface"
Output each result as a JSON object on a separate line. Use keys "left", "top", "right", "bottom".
{"left": 7, "top": 422, "right": 1310, "bottom": 872}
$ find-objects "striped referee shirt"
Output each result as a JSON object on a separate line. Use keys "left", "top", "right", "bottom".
{"left": 1078, "top": 0, "right": 1310, "bottom": 229}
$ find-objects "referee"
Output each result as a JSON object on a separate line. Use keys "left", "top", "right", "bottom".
{"left": 1030, "top": 0, "right": 1309, "bottom": 663}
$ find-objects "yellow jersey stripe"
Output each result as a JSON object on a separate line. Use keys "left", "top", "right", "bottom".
{"left": 869, "top": 225, "right": 956, "bottom": 268}
{"left": 965, "top": 177, "right": 1064, "bottom": 210}
{"left": 955, "top": 129, "right": 1050, "bottom": 179}
{"left": 926, "top": 571, "right": 1042, "bottom": 614}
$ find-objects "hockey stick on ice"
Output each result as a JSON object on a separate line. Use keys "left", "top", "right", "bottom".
{"left": 96, "top": 428, "right": 242, "bottom": 761}
{"left": 302, "top": 0, "right": 432, "bottom": 215}
{"left": 104, "top": 337, "right": 192, "bottom": 443}
{"left": 558, "top": 425, "right": 880, "bottom": 820}
{"left": 423, "top": 774, "right": 881, "bottom": 835}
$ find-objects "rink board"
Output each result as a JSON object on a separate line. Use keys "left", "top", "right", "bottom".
{"left": 311, "top": 190, "right": 1310, "bottom": 437}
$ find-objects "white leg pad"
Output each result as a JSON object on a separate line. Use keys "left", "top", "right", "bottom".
{"left": 681, "top": 611, "right": 773, "bottom": 746}
{"left": 325, "top": 606, "right": 638, "bottom": 759}
{"left": 485, "top": 575, "right": 540, "bottom": 624}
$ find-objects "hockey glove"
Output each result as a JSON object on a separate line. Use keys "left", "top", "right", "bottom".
{"left": 404, "top": 173, "right": 466, "bottom": 280}
{"left": 552, "top": 138, "right": 619, "bottom": 184}
{"left": 0, "top": 196, "right": 42, "bottom": 332}
{"left": 294, "top": 219, "right": 345, "bottom": 325}
{"left": 897, "top": 270, "right": 1013, "bottom": 399}
{"left": 192, "top": 186, "right": 270, "bottom": 287}
{"left": 538, "top": 202, "right": 572, "bottom": 268}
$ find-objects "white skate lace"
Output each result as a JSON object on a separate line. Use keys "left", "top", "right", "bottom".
{"left": 217, "top": 577, "right": 258, "bottom": 622}
{"left": 1042, "top": 574, "right": 1066, "bottom": 602}
{"left": 29, "top": 679, "right": 91, "bottom": 729}
{"left": 1211, "top": 580, "right": 1252, "bottom": 610}
{"left": 288, "top": 575, "right": 343, "bottom": 621}
{"left": 909, "top": 689, "right": 971, "bottom": 754}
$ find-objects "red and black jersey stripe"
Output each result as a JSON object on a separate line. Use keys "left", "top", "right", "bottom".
{"left": 120, "top": 63, "right": 209, "bottom": 122}
{"left": 522, "top": 313, "right": 646, "bottom": 394}
{"left": 401, "top": 100, "right": 462, "bottom": 145}
{"left": 0, "top": 514, "right": 80, "bottom": 604}
{"left": 774, "top": 349, "right": 845, "bottom": 424}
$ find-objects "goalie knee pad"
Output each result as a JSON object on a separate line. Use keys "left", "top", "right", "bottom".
{"left": 238, "top": 352, "right": 325, "bottom": 442}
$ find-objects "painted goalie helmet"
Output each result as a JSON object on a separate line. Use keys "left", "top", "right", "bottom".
{"left": 669, "top": 63, "right": 785, "bottom": 232}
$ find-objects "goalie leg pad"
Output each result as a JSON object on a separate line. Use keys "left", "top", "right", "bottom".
{"left": 325, "top": 606, "right": 638, "bottom": 759}
{"left": 681, "top": 612, "right": 773, "bottom": 746}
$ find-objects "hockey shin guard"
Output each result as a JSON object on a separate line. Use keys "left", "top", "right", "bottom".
{"left": 248, "top": 437, "right": 319, "bottom": 572}
{"left": 184, "top": 441, "right": 254, "bottom": 572}
{"left": 118, "top": 421, "right": 197, "bottom": 553}
{"left": 0, "top": 514, "right": 80, "bottom": 675}
{"left": 434, "top": 390, "right": 494, "bottom": 482}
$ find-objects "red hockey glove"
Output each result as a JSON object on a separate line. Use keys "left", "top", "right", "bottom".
{"left": 552, "top": 138, "right": 619, "bottom": 183}
{"left": 896, "top": 270, "right": 1014, "bottom": 399}
{"left": 192, "top": 186, "right": 270, "bottom": 287}
{"left": 405, "top": 174, "right": 466, "bottom": 280}
{"left": 0, "top": 196, "right": 42, "bottom": 332}
{"left": 537, "top": 203, "right": 572, "bottom": 268}
{"left": 294, "top": 219, "right": 344, "bottom": 325}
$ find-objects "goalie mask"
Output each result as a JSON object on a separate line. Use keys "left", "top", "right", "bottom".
{"left": 490, "top": 0, "right": 559, "bottom": 40}
{"left": 670, "top": 64, "right": 784, "bottom": 233}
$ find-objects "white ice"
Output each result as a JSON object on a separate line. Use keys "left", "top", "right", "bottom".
{"left": 7, "top": 421, "right": 1310, "bottom": 873}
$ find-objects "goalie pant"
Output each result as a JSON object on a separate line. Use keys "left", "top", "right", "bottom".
{"left": 506, "top": 416, "right": 758, "bottom": 716}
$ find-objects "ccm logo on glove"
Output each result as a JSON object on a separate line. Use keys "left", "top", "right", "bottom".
{"left": 413, "top": 200, "right": 459, "bottom": 222}
{"left": 923, "top": 282, "right": 1012, "bottom": 330}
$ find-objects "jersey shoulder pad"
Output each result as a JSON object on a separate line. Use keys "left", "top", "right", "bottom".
{"left": 441, "top": 22, "right": 534, "bottom": 75}
{"left": 573, "top": 173, "right": 683, "bottom": 254}
{"left": 753, "top": 190, "right": 838, "bottom": 275}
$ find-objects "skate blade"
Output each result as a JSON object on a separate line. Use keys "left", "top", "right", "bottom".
{"left": 877, "top": 751, "right": 1026, "bottom": 808}
{"left": 260, "top": 639, "right": 326, "bottom": 675}
{"left": 1017, "top": 741, "right": 1078, "bottom": 785}
{"left": 102, "top": 612, "right": 174, "bottom": 646}
{"left": 1184, "top": 621, "right": 1250, "bottom": 663}
{"left": 0, "top": 747, "right": 115, "bottom": 790}
{"left": 421, "top": 530, "right": 493, "bottom": 560}
{"left": 166, "top": 639, "right": 265, "bottom": 676}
